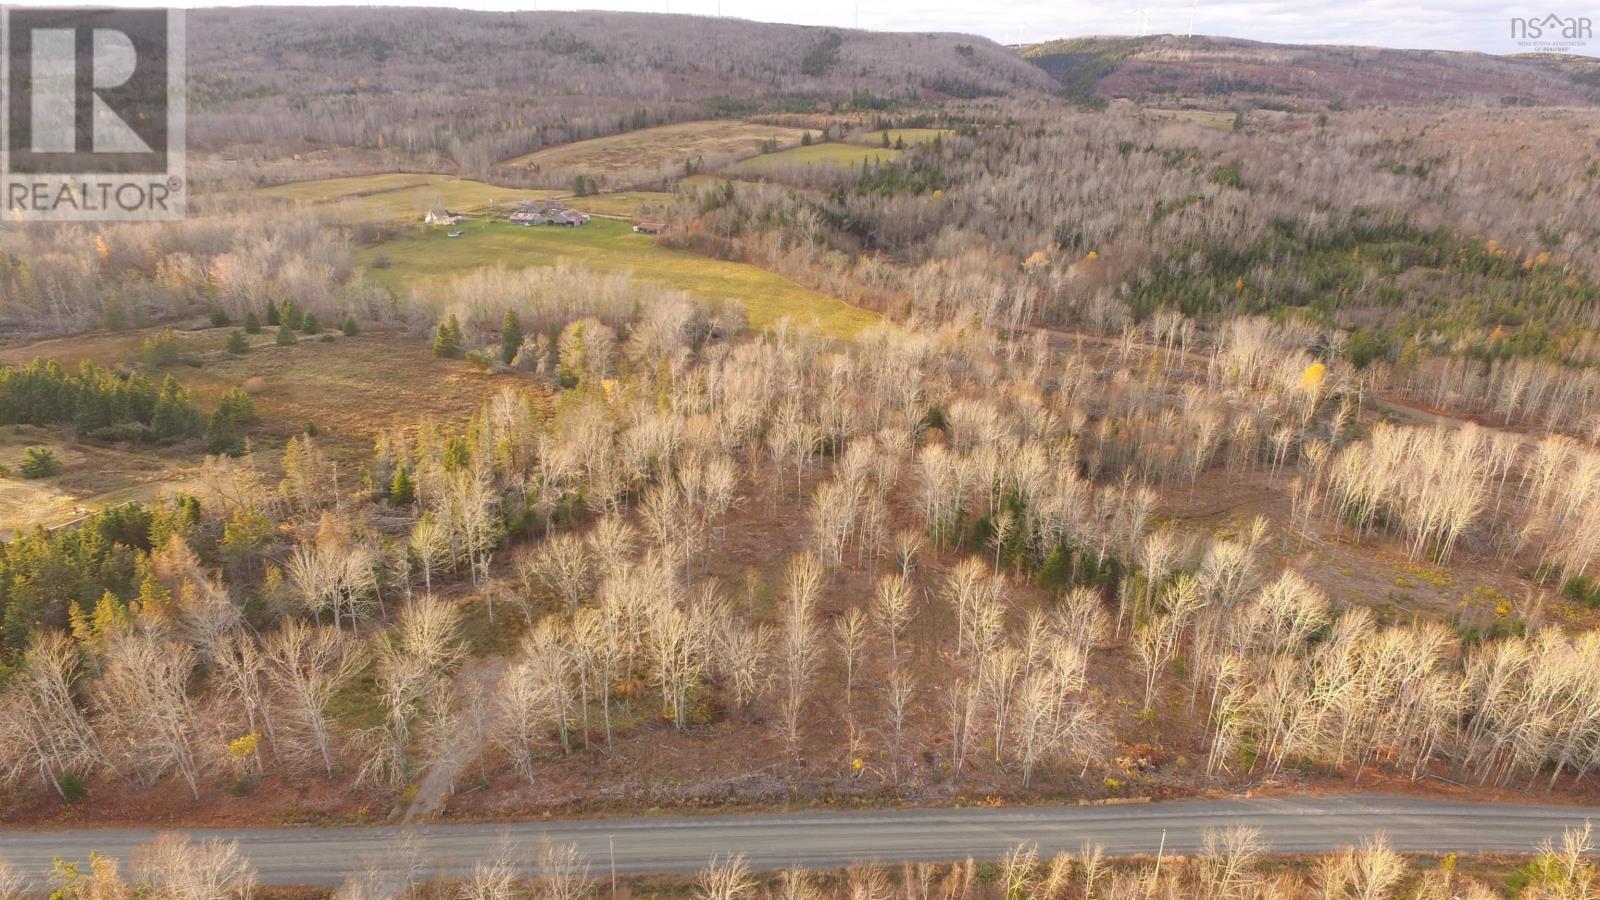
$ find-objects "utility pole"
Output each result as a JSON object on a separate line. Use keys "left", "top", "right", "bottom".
{"left": 1150, "top": 828, "right": 1167, "bottom": 889}
{"left": 609, "top": 834, "right": 617, "bottom": 897}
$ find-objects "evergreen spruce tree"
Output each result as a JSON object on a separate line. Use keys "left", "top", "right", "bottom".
{"left": 302, "top": 312, "right": 320, "bottom": 335}
{"left": 276, "top": 322, "right": 297, "bottom": 346}
{"left": 433, "top": 314, "right": 464, "bottom": 358}
{"left": 226, "top": 329, "right": 250, "bottom": 355}
{"left": 389, "top": 466, "right": 416, "bottom": 505}
{"left": 151, "top": 375, "right": 201, "bottom": 441}
{"left": 265, "top": 299, "right": 280, "bottom": 326}
{"left": 207, "top": 388, "right": 257, "bottom": 455}
{"left": 342, "top": 314, "right": 359, "bottom": 336}
{"left": 500, "top": 310, "right": 523, "bottom": 365}
{"left": 243, "top": 310, "right": 262, "bottom": 334}
{"left": 135, "top": 572, "right": 172, "bottom": 615}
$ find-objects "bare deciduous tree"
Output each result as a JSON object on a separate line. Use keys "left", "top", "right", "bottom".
{"left": 264, "top": 621, "right": 366, "bottom": 778}
{"left": 0, "top": 632, "right": 100, "bottom": 799}
{"left": 131, "top": 833, "right": 257, "bottom": 900}
{"left": 97, "top": 633, "right": 204, "bottom": 799}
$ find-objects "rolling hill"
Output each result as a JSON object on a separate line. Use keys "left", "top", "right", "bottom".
{"left": 186, "top": 8, "right": 1056, "bottom": 169}
{"left": 1021, "top": 34, "right": 1600, "bottom": 108}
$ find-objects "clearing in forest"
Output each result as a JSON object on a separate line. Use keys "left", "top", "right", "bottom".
{"left": 845, "top": 127, "right": 953, "bottom": 146}
{"left": 727, "top": 142, "right": 900, "bottom": 175}
{"left": 254, "top": 175, "right": 560, "bottom": 222}
{"left": 357, "top": 218, "right": 879, "bottom": 338}
{"left": 572, "top": 191, "right": 675, "bottom": 218}
{"left": 0, "top": 425, "right": 194, "bottom": 537}
{"left": 504, "top": 120, "right": 810, "bottom": 180}
{"left": 0, "top": 329, "right": 525, "bottom": 479}
{"left": 1141, "top": 108, "right": 1237, "bottom": 130}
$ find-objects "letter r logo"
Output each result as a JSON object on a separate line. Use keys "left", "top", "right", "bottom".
{"left": 6, "top": 9, "right": 171, "bottom": 173}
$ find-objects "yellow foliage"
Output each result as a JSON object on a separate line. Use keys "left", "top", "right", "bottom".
{"left": 94, "top": 235, "right": 110, "bottom": 261}
{"left": 228, "top": 732, "right": 260, "bottom": 760}
{"left": 1299, "top": 362, "right": 1327, "bottom": 392}
{"left": 1086, "top": 250, "right": 1098, "bottom": 259}
{"left": 931, "top": 189, "right": 944, "bottom": 200}
{"left": 1022, "top": 250, "right": 1050, "bottom": 270}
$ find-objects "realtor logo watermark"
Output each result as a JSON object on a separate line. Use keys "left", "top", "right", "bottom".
{"left": 1511, "top": 12, "right": 1593, "bottom": 52}
{"left": 1, "top": 8, "right": 185, "bottom": 221}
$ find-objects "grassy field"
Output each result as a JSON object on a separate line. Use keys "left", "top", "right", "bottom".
{"left": 253, "top": 174, "right": 561, "bottom": 223}
{"left": 727, "top": 142, "right": 900, "bottom": 175}
{"left": 254, "top": 173, "right": 453, "bottom": 203}
{"left": 845, "top": 127, "right": 953, "bottom": 146}
{"left": 0, "top": 328, "right": 529, "bottom": 514}
{"left": 358, "top": 218, "right": 879, "bottom": 338}
{"left": 0, "top": 425, "right": 197, "bottom": 537}
{"left": 0, "top": 327, "right": 526, "bottom": 439}
{"left": 182, "top": 332, "right": 529, "bottom": 453}
{"left": 571, "top": 191, "right": 675, "bottom": 218}
{"left": 504, "top": 120, "right": 810, "bottom": 180}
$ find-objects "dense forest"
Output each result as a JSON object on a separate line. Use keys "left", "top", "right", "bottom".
{"left": 4, "top": 11, "right": 1600, "bottom": 894}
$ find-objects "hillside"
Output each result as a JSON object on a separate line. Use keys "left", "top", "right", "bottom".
{"left": 187, "top": 8, "right": 1054, "bottom": 170}
{"left": 1022, "top": 34, "right": 1600, "bottom": 107}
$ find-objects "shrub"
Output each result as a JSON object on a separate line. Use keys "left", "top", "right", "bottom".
{"left": 57, "top": 771, "right": 85, "bottom": 803}
{"left": 1562, "top": 575, "right": 1600, "bottom": 609}
{"left": 18, "top": 447, "right": 61, "bottom": 478}
{"left": 84, "top": 422, "right": 152, "bottom": 442}
{"left": 1210, "top": 164, "right": 1243, "bottom": 189}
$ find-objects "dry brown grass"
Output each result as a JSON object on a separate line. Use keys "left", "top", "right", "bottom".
{"left": 0, "top": 425, "right": 197, "bottom": 536}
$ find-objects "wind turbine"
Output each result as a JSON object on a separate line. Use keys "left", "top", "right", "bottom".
{"left": 1187, "top": 0, "right": 1199, "bottom": 37}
